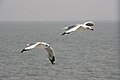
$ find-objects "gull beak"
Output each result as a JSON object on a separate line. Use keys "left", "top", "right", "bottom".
{"left": 91, "top": 29, "right": 94, "bottom": 31}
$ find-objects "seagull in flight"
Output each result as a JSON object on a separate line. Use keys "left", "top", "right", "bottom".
{"left": 61, "top": 21, "right": 95, "bottom": 35}
{"left": 21, "top": 42, "right": 55, "bottom": 65}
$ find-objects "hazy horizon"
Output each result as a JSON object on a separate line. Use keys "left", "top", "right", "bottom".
{"left": 0, "top": 0, "right": 119, "bottom": 21}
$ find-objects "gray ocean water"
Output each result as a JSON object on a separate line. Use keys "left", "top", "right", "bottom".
{"left": 0, "top": 21, "right": 119, "bottom": 80}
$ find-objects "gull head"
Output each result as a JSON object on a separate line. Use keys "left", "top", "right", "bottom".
{"left": 40, "top": 42, "right": 50, "bottom": 48}
{"left": 84, "top": 21, "right": 95, "bottom": 27}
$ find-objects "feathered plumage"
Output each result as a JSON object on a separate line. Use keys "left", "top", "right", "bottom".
{"left": 21, "top": 42, "right": 55, "bottom": 65}
{"left": 61, "top": 21, "right": 94, "bottom": 35}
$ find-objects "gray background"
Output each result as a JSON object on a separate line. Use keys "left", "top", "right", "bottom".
{"left": 0, "top": 0, "right": 119, "bottom": 21}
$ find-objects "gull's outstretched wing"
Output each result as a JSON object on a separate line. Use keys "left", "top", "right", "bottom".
{"left": 21, "top": 42, "right": 39, "bottom": 53}
{"left": 64, "top": 25, "right": 77, "bottom": 31}
{"left": 44, "top": 47, "right": 55, "bottom": 65}
{"left": 61, "top": 24, "right": 80, "bottom": 35}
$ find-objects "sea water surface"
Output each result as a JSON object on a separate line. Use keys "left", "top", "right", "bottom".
{"left": 0, "top": 21, "right": 119, "bottom": 80}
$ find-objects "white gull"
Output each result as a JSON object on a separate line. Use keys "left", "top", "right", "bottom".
{"left": 61, "top": 21, "right": 95, "bottom": 35}
{"left": 21, "top": 42, "right": 55, "bottom": 65}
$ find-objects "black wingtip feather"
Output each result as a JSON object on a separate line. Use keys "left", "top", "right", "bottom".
{"left": 61, "top": 32, "right": 70, "bottom": 36}
{"left": 61, "top": 32, "right": 66, "bottom": 35}
{"left": 49, "top": 56, "right": 55, "bottom": 65}
{"left": 21, "top": 49, "right": 26, "bottom": 53}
